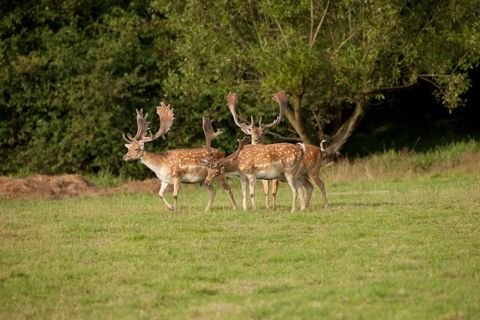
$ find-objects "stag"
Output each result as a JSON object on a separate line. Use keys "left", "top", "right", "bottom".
{"left": 123, "top": 103, "right": 237, "bottom": 212}
{"left": 228, "top": 91, "right": 328, "bottom": 209}
{"left": 227, "top": 91, "right": 286, "bottom": 209}
{"left": 203, "top": 121, "right": 307, "bottom": 212}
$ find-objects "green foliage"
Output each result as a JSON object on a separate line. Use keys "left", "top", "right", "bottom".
{"left": 0, "top": 0, "right": 175, "bottom": 176}
{"left": 166, "top": 0, "right": 480, "bottom": 144}
{"left": 0, "top": 0, "right": 479, "bottom": 176}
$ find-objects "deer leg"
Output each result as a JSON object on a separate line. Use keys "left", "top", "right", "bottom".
{"left": 158, "top": 181, "right": 174, "bottom": 211}
{"left": 284, "top": 174, "right": 306, "bottom": 212}
{"left": 271, "top": 179, "right": 279, "bottom": 210}
{"left": 298, "top": 180, "right": 306, "bottom": 210}
{"left": 239, "top": 177, "right": 248, "bottom": 211}
{"left": 203, "top": 182, "right": 216, "bottom": 212}
{"left": 172, "top": 178, "right": 181, "bottom": 212}
{"left": 299, "top": 176, "right": 314, "bottom": 208}
{"left": 247, "top": 175, "right": 257, "bottom": 210}
{"left": 284, "top": 173, "right": 298, "bottom": 212}
{"left": 262, "top": 180, "right": 270, "bottom": 209}
{"left": 218, "top": 177, "right": 237, "bottom": 210}
{"left": 311, "top": 174, "right": 329, "bottom": 209}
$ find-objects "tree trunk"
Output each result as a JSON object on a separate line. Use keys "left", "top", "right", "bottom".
{"left": 284, "top": 95, "right": 315, "bottom": 145}
{"left": 326, "top": 98, "right": 368, "bottom": 157}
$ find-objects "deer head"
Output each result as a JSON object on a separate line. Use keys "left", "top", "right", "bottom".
{"left": 203, "top": 136, "right": 249, "bottom": 185}
{"left": 227, "top": 91, "right": 287, "bottom": 144}
{"left": 123, "top": 103, "right": 174, "bottom": 161}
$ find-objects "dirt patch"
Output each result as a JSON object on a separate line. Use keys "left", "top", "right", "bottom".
{"left": 107, "top": 179, "right": 161, "bottom": 196}
{"left": 0, "top": 175, "right": 159, "bottom": 200}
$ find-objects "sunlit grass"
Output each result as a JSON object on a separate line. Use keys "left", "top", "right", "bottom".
{"left": 1, "top": 142, "right": 480, "bottom": 319}
{"left": 325, "top": 139, "right": 480, "bottom": 182}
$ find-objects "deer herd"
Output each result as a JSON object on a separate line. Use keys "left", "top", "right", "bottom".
{"left": 123, "top": 91, "right": 329, "bottom": 212}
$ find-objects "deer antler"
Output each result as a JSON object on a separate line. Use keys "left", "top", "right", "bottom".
{"left": 143, "top": 102, "right": 175, "bottom": 142}
{"left": 123, "top": 108, "right": 150, "bottom": 143}
{"left": 225, "top": 136, "right": 249, "bottom": 162}
{"left": 263, "top": 90, "right": 287, "bottom": 129}
{"left": 227, "top": 92, "right": 253, "bottom": 133}
{"left": 202, "top": 117, "right": 222, "bottom": 151}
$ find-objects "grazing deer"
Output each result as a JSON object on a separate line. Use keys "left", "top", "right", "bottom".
{"left": 227, "top": 91, "right": 286, "bottom": 209}
{"left": 122, "top": 103, "right": 237, "bottom": 212}
{"left": 203, "top": 122, "right": 307, "bottom": 212}
{"left": 228, "top": 91, "right": 328, "bottom": 209}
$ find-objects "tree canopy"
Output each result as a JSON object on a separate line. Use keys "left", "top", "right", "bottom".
{"left": 1, "top": 0, "right": 479, "bottom": 176}
{"left": 166, "top": 0, "right": 480, "bottom": 153}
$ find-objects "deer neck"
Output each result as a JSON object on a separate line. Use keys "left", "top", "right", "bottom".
{"left": 251, "top": 136, "right": 262, "bottom": 145}
{"left": 219, "top": 156, "right": 242, "bottom": 175}
{"left": 139, "top": 150, "right": 167, "bottom": 172}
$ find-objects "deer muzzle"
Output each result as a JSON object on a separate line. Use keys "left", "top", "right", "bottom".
{"left": 204, "top": 177, "right": 213, "bottom": 186}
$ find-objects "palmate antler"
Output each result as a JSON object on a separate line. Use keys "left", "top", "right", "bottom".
{"left": 123, "top": 108, "right": 150, "bottom": 143}
{"left": 202, "top": 117, "right": 222, "bottom": 151}
{"left": 143, "top": 102, "right": 174, "bottom": 142}
{"left": 225, "top": 136, "right": 249, "bottom": 162}
{"left": 227, "top": 91, "right": 286, "bottom": 136}
{"left": 268, "top": 90, "right": 288, "bottom": 128}
{"left": 227, "top": 92, "right": 250, "bottom": 132}
{"left": 123, "top": 102, "right": 174, "bottom": 143}
{"left": 201, "top": 117, "right": 247, "bottom": 166}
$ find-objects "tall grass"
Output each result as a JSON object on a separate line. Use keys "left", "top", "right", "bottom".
{"left": 1, "top": 140, "right": 480, "bottom": 319}
{"left": 325, "top": 139, "right": 480, "bottom": 182}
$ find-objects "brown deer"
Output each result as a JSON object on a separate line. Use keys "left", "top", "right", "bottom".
{"left": 203, "top": 121, "right": 307, "bottom": 212}
{"left": 300, "top": 141, "right": 329, "bottom": 208}
{"left": 228, "top": 91, "right": 328, "bottom": 209}
{"left": 122, "top": 103, "right": 237, "bottom": 212}
{"left": 227, "top": 91, "right": 286, "bottom": 209}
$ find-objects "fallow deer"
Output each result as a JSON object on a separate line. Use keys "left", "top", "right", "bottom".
{"left": 300, "top": 140, "right": 329, "bottom": 208}
{"left": 228, "top": 91, "right": 328, "bottom": 209}
{"left": 227, "top": 91, "right": 286, "bottom": 209}
{"left": 203, "top": 122, "right": 307, "bottom": 212}
{"left": 123, "top": 103, "right": 237, "bottom": 212}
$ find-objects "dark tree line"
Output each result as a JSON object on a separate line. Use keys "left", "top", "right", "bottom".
{"left": 1, "top": 0, "right": 479, "bottom": 177}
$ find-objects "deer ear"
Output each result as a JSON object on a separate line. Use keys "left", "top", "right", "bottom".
{"left": 125, "top": 144, "right": 130, "bottom": 149}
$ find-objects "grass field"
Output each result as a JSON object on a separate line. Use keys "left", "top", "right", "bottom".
{"left": 1, "top": 142, "right": 480, "bottom": 319}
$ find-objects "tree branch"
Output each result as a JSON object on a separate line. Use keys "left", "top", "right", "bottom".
{"left": 362, "top": 82, "right": 417, "bottom": 95}
{"left": 309, "top": 0, "right": 314, "bottom": 46}
{"left": 335, "top": 29, "right": 356, "bottom": 53}
{"left": 273, "top": 15, "right": 288, "bottom": 47}
{"left": 266, "top": 130, "right": 301, "bottom": 142}
{"left": 418, "top": 75, "right": 442, "bottom": 91}
{"left": 248, "top": 1, "right": 265, "bottom": 50}
{"left": 310, "top": 0, "right": 330, "bottom": 49}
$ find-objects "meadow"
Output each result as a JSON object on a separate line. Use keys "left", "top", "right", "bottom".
{"left": 1, "top": 141, "right": 479, "bottom": 319}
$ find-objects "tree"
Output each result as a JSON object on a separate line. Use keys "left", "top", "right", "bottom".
{"left": 0, "top": 0, "right": 176, "bottom": 175}
{"left": 165, "top": 0, "right": 480, "bottom": 155}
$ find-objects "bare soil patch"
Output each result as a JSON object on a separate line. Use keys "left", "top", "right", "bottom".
{"left": 0, "top": 175, "right": 159, "bottom": 200}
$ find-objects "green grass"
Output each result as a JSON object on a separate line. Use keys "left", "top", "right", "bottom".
{"left": 1, "top": 145, "right": 480, "bottom": 319}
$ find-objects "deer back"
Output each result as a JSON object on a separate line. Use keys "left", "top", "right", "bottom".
{"left": 141, "top": 147, "right": 224, "bottom": 183}
{"left": 302, "top": 144, "right": 323, "bottom": 172}
{"left": 233, "top": 143, "right": 304, "bottom": 176}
